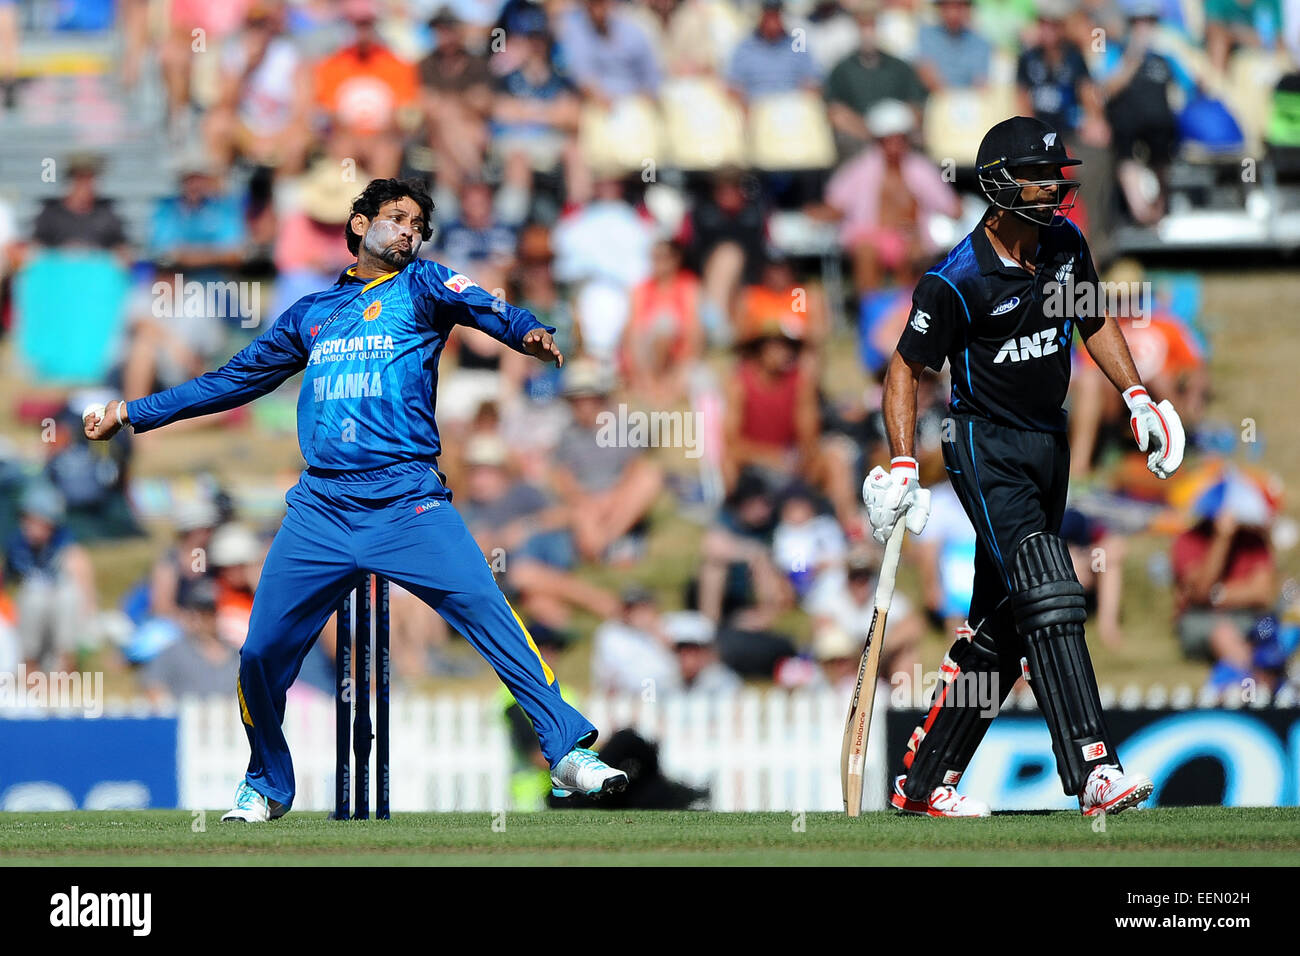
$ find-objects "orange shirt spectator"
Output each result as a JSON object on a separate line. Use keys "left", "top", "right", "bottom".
{"left": 626, "top": 271, "right": 699, "bottom": 364}
{"left": 736, "top": 257, "right": 826, "bottom": 352}
{"left": 621, "top": 240, "right": 702, "bottom": 405}
{"left": 1076, "top": 309, "right": 1203, "bottom": 383}
{"left": 315, "top": 41, "right": 417, "bottom": 136}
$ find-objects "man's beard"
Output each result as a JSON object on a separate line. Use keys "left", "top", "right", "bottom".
{"left": 363, "top": 220, "right": 421, "bottom": 268}
{"left": 376, "top": 244, "right": 416, "bottom": 267}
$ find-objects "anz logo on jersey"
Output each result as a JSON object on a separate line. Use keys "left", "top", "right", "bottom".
{"left": 993, "top": 327, "right": 1059, "bottom": 364}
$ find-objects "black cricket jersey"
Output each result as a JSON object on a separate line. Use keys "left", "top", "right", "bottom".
{"left": 896, "top": 210, "right": 1103, "bottom": 433}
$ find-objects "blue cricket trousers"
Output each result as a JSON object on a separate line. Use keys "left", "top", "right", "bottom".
{"left": 236, "top": 459, "right": 596, "bottom": 807}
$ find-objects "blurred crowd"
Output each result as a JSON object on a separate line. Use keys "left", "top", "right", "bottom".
{"left": 0, "top": 0, "right": 1298, "bottom": 705}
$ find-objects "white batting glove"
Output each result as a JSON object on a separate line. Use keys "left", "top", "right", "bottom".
{"left": 1124, "top": 386, "right": 1185, "bottom": 480}
{"left": 862, "top": 457, "right": 931, "bottom": 545}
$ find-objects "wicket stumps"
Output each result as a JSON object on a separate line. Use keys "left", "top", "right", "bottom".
{"left": 334, "top": 573, "right": 390, "bottom": 820}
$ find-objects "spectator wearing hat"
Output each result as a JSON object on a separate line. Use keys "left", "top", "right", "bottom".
{"left": 820, "top": 98, "right": 961, "bottom": 295}
{"left": 725, "top": 0, "right": 822, "bottom": 102}
{"left": 620, "top": 238, "right": 704, "bottom": 408}
{"left": 420, "top": 9, "right": 496, "bottom": 199}
{"left": 148, "top": 154, "right": 247, "bottom": 293}
{"left": 270, "top": 159, "right": 366, "bottom": 316}
{"left": 664, "top": 610, "right": 742, "bottom": 694}
{"left": 915, "top": 0, "right": 993, "bottom": 92}
{"left": 804, "top": 544, "right": 923, "bottom": 684}
{"left": 205, "top": 1, "right": 313, "bottom": 173}
{"left": 1172, "top": 472, "right": 1279, "bottom": 692}
{"left": 209, "top": 523, "right": 265, "bottom": 649}
{"left": 823, "top": 0, "right": 927, "bottom": 155}
{"left": 591, "top": 586, "right": 682, "bottom": 694}
{"left": 140, "top": 577, "right": 240, "bottom": 704}
{"left": 31, "top": 153, "right": 128, "bottom": 259}
{"left": 559, "top": 0, "right": 662, "bottom": 107}
{"left": 811, "top": 620, "right": 861, "bottom": 694}
{"left": 315, "top": 0, "right": 418, "bottom": 179}
{"left": 145, "top": 497, "right": 220, "bottom": 628}
{"left": 3, "top": 484, "right": 96, "bottom": 674}
{"left": 724, "top": 285, "right": 860, "bottom": 533}
{"left": 551, "top": 359, "right": 665, "bottom": 563}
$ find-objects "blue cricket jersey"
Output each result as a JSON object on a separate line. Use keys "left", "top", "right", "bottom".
{"left": 126, "top": 259, "right": 551, "bottom": 471}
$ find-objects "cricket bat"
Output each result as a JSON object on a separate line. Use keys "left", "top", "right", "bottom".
{"left": 841, "top": 520, "right": 906, "bottom": 817}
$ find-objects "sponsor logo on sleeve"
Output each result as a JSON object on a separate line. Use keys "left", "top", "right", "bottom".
{"left": 910, "top": 309, "right": 930, "bottom": 333}
{"left": 443, "top": 273, "right": 477, "bottom": 294}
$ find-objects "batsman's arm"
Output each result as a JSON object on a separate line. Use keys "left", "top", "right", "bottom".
{"left": 881, "top": 350, "right": 925, "bottom": 460}
{"left": 1079, "top": 314, "right": 1142, "bottom": 395}
{"left": 885, "top": 273, "right": 958, "bottom": 460}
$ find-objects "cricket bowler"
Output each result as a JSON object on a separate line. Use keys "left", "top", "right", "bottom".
{"left": 864, "top": 117, "right": 1184, "bottom": 817}
{"left": 84, "top": 178, "right": 628, "bottom": 821}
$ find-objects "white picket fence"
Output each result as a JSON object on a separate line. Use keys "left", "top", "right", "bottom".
{"left": 178, "top": 687, "right": 891, "bottom": 813}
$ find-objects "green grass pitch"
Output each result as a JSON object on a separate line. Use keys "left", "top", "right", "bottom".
{"left": 2, "top": 807, "right": 1298, "bottom": 865}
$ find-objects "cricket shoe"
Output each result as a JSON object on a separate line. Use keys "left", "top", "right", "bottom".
{"left": 890, "top": 774, "right": 991, "bottom": 818}
{"left": 220, "top": 781, "right": 288, "bottom": 823}
{"left": 1079, "top": 764, "right": 1153, "bottom": 816}
{"left": 550, "top": 747, "right": 629, "bottom": 799}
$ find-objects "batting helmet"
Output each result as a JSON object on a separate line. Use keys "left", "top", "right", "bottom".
{"left": 976, "top": 115, "right": 1081, "bottom": 226}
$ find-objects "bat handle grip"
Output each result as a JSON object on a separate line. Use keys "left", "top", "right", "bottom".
{"left": 874, "top": 521, "right": 906, "bottom": 611}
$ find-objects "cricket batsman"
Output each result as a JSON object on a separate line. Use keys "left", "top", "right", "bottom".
{"left": 84, "top": 178, "right": 628, "bottom": 821}
{"left": 864, "top": 117, "right": 1184, "bottom": 817}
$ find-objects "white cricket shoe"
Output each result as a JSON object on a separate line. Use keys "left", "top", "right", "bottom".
{"left": 890, "top": 774, "right": 991, "bottom": 818}
{"left": 550, "top": 747, "right": 629, "bottom": 799}
{"left": 1080, "top": 764, "right": 1153, "bottom": 816}
{"left": 220, "top": 781, "right": 287, "bottom": 822}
